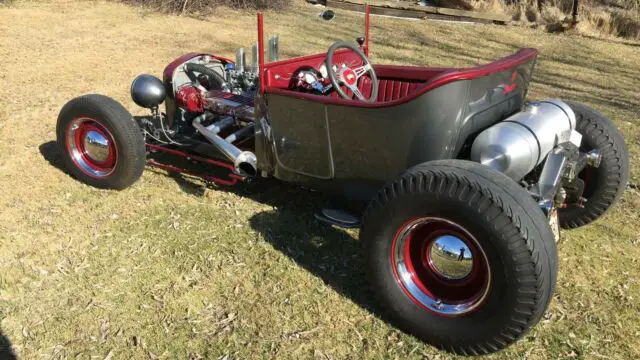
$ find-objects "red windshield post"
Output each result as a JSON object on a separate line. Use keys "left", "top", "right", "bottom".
{"left": 364, "top": 4, "right": 370, "bottom": 56}
{"left": 257, "top": 12, "right": 265, "bottom": 94}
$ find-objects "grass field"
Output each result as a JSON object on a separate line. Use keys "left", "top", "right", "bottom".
{"left": 1, "top": 0, "right": 639, "bottom": 358}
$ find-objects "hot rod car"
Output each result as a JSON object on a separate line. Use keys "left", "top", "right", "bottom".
{"left": 56, "top": 7, "right": 629, "bottom": 355}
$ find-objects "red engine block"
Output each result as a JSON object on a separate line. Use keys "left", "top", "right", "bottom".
{"left": 175, "top": 85, "right": 204, "bottom": 113}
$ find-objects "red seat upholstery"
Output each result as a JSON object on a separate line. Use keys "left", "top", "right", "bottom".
{"left": 333, "top": 76, "right": 427, "bottom": 103}
{"left": 377, "top": 79, "right": 415, "bottom": 102}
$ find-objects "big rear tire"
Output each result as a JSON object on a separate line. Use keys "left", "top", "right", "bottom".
{"left": 558, "top": 101, "right": 629, "bottom": 229}
{"left": 56, "top": 94, "right": 146, "bottom": 189}
{"left": 361, "top": 160, "right": 557, "bottom": 355}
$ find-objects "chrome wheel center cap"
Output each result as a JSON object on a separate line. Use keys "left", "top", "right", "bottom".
{"left": 83, "top": 130, "right": 110, "bottom": 163}
{"left": 428, "top": 235, "right": 473, "bottom": 280}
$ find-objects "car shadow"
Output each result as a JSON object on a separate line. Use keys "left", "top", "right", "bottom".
{"left": 39, "top": 139, "right": 393, "bottom": 325}
{"left": 39, "top": 140, "right": 248, "bottom": 199}
{"left": 39, "top": 140, "right": 66, "bottom": 175}
{"left": 167, "top": 171, "right": 207, "bottom": 197}
{"left": 139, "top": 163, "right": 391, "bottom": 322}
{"left": 247, "top": 205, "right": 391, "bottom": 321}
{"left": 0, "top": 328, "right": 17, "bottom": 360}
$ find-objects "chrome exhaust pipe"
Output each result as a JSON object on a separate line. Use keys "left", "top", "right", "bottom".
{"left": 268, "top": 34, "right": 279, "bottom": 62}
{"left": 192, "top": 113, "right": 257, "bottom": 177}
{"left": 236, "top": 48, "right": 246, "bottom": 73}
{"left": 251, "top": 42, "right": 259, "bottom": 72}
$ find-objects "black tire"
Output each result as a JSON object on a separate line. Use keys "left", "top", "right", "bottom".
{"left": 361, "top": 160, "right": 557, "bottom": 355}
{"left": 558, "top": 101, "right": 629, "bottom": 229}
{"left": 56, "top": 94, "right": 146, "bottom": 189}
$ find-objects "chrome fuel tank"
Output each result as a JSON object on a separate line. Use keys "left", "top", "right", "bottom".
{"left": 471, "top": 99, "right": 577, "bottom": 181}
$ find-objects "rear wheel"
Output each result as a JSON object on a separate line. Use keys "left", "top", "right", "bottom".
{"left": 558, "top": 101, "right": 629, "bottom": 229}
{"left": 56, "top": 94, "right": 146, "bottom": 189}
{"left": 361, "top": 160, "right": 557, "bottom": 355}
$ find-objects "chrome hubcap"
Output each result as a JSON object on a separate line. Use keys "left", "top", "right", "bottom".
{"left": 427, "top": 235, "right": 473, "bottom": 280}
{"left": 392, "top": 217, "right": 491, "bottom": 317}
{"left": 66, "top": 118, "right": 117, "bottom": 178}
{"left": 83, "top": 130, "right": 110, "bottom": 163}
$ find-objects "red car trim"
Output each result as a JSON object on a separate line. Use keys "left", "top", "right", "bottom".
{"left": 365, "top": 4, "right": 371, "bottom": 56}
{"left": 265, "top": 48, "right": 538, "bottom": 108}
{"left": 263, "top": 48, "right": 354, "bottom": 69}
{"left": 146, "top": 143, "right": 243, "bottom": 186}
{"left": 66, "top": 117, "right": 118, "bottom": 179}
{"left": 390, "top": 218, "right": 428, "bottom": 310}
{"left": 258, "top": 12, "right": 265, "bottom": 94}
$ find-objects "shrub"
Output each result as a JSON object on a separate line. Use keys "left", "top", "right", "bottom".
{"left": 120, "top": 0, "right": 291, "bottom": 14}
{"left": 579, "top": 6, "right": 640, "bottom": 38}
{"left": 469, "top": 0, "right": 640, "bottom": 39}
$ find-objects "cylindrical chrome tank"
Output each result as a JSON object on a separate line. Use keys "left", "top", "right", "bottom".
{"left": 470, "top": 99, "right": 576, "bottom": 181}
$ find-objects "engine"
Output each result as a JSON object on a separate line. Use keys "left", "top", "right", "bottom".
{"left": 152, "top": 42, "right": 277, "bottom": 177}
{"left": 223, "top": 47, "right": 259, "bottom": 95}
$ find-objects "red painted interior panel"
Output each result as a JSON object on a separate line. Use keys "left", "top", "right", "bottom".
{"left": 263, "top": 49, "right": 454, "bottom": 102}
{"left": 264, "top": 49, "right": 363, "bottom": 89}
{"left": 264, "top": 48, "right": 538, "bottom": 108}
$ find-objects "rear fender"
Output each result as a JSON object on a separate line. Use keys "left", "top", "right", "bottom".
{"left": 454, "top": 57, "right": 537, "bottom": 157}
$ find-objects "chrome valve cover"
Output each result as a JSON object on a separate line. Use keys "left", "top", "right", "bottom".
{"left": 471, "top": 99, "right": 578, "bottom": 181}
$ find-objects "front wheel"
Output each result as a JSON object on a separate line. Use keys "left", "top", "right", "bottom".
{"left": 56, "top": 94, "right": 146, "bottom": 189}
{"left": 361, "top": 160, "right": 557, "bottom": 355}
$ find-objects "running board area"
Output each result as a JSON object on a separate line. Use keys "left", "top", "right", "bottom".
{"left": 145, "top": 143, "right": 243, "bottom": 186}
{"left": 314, "top": 208, "right": 361, "bottom": 229}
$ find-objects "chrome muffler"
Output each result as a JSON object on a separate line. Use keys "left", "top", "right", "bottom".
{"left": 192, "top": 113, "right": 257, "bottom": 177}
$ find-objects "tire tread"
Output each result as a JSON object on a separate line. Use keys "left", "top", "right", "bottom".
{"left": 362, "top": 160, "right": 557, "bottom": 355}
{"left": 56, "top": 94, "right": 146, "bottom": 189}
{"left": 559, "top": 101, "right": 628, "bottom": 229}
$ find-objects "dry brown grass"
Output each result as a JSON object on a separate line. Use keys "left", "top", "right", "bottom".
{"left": 1, "top": 0, "right": 639, "bottom": 358}
{"left": 467, "top": 0, "right": 640, "bottom": 39}
{"left": 543, "top": 1, "right": 636, "bottom": 38}
{"left": 577, "top": 5, "right": 640, "bottom": 38}
{"left": 120, "top": 0, "right": 291, "bottom": 13}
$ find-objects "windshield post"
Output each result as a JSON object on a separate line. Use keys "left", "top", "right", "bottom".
{"left": 257, "top": 12, "right": 265, "bottom": 95}
{"left": 365, "top": 4, "right": 371, "bottom": 56}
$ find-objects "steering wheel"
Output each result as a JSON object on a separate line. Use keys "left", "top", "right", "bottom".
{"left": 325, "top": 41, "right": 378, "bottom": 102}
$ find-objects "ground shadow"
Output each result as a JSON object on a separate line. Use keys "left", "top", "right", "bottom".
{"left": 167, "top": 171, "right": 207, "bottom": 197}
{"left": 38, "top": 139, "right": 403, "bottom": 339}
{"left": 248, "top": 206, "right": 391, "bottom": 321}
{"left": 143, "top": 157, "right": 392, "bottom": 320}
{"left": 39, "top": 141, "right": 66, "bottom": 175}
{"left": 0, "top": 328, "right": 17, "bottom": 360}
{"left": 40, "top": 140, "right": 240, "bottom": 199}
{"left": 137, "top": 153, "right": 390, "bottom": 321}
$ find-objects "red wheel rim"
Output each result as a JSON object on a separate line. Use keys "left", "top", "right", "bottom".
{"left": 66, "top": 117, "right": 117, "bottom": 178}
{"left": 390, "top": 217, "right": 491, "bottom": 317}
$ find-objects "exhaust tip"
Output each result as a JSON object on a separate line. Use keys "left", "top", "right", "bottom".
{"left": 235, "top": 151, "right": 258, "bottom": 177}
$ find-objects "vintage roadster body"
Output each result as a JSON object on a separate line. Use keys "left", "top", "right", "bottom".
{"left": 56, "top": 7, "right": 629, "bottom": 355}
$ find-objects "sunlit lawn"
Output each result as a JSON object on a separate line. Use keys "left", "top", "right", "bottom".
{"left": 0, "top": 0, "right": 639, "bottom": 358}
